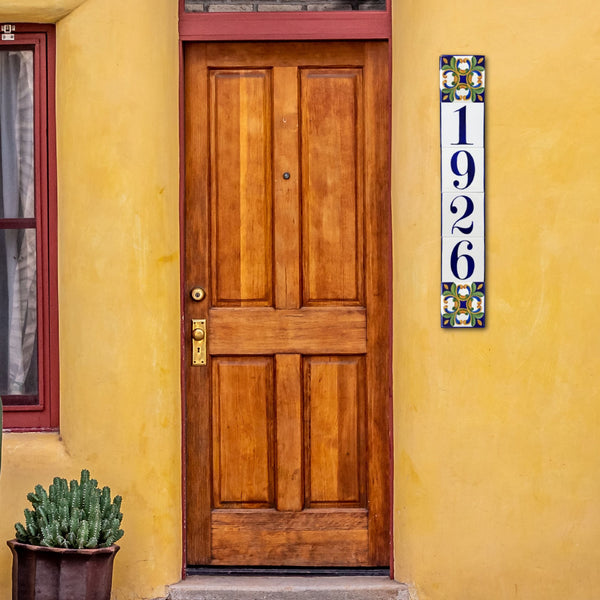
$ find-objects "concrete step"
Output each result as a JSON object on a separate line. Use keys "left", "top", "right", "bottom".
{"left": 168, "top": 576, "right": 409, "bottom": 600}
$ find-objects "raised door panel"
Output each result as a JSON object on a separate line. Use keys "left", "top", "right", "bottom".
{"left": 211, "top": 510, "right": 369, "bottom": 566}
{"left": 301, "top": 69, "right": 364, "bottom": 306}
{"left": 304, "top": 356, "right": 366, "bottom": 507}
{"left": 210, "top": 69, "right": 273, "bottom": 306}
{"left": 212, "top": 357, "right": 275, "bottom": 507}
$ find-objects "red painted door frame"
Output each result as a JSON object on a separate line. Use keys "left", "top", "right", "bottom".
{"left": 178, "top": 0, "right": 391, "bottom": 41}
{"left": 177, "top": 0, "right": 393, "bottom": 577}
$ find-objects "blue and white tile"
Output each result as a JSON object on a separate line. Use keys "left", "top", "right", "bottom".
{"left": 441, "top": 236, "right": 484, "bottom": 283}
{"left": 441, "top": 192, "right": 484, "bottom": 237}
{"left": 441, "top": 147, "right": 484, "bottom": 193}
{"left": 440, "top": 101, "right": 484, "bottom": 148}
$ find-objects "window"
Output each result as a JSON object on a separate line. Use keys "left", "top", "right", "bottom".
{"left": 0, "top": 24, "right": 57, "bottom": 430}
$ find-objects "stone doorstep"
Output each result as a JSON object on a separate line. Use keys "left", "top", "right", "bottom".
{"left": 168, "top": 576, "right": 409, "bottom": 600}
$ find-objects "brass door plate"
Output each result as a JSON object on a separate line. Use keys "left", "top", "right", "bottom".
{"left": 192, "top": 319, "right": 207, "bottom": 366}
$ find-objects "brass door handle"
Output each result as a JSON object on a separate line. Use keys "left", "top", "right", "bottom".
{"left": 192, "top": 319, "right": 206, "bottom": 366}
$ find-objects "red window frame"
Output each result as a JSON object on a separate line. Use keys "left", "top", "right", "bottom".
{"left": 1, "top": 24, "right": 58, "bottom": 431}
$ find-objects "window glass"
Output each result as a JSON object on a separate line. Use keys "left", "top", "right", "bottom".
{"left": 0, "top": 50, "right": 38, "bottom": 401}
{"left": 0, "top": 51, "right": 34, "bottom": 218}
{"left": 0, "top": 229, "right": 38, "bottom": 397}
{"left": 185, "top": 0, "right": 385, "bottom": 11}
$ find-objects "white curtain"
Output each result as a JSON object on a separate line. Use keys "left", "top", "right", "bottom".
{"left": 0, "top": 50, "right": 37, "bottom": 396}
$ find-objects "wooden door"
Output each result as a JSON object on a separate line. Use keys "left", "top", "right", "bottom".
{"left": 184, "top": 41, "right": 390, "bottom": 567}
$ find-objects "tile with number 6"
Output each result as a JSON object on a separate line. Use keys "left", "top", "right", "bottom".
{"left": 441, "top": 236, "right": 484, "bottom": 283}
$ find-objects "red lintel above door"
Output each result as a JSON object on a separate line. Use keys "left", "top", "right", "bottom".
{"left": 178, "top": 0, "right": 391, "bottom": 41}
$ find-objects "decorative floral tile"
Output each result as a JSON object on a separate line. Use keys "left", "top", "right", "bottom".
{"left": 440, "top": 55, "right": 485, "bottom": 103}
{"left": 441, "top": 281, "right": 485, "bottom": 328}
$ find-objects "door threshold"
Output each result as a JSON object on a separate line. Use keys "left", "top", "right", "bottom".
{"left": 169, "top": 575, "right": 408, "bottom": 600}
{"left": 186, "top": 566, "right": 390, "bottom": 577}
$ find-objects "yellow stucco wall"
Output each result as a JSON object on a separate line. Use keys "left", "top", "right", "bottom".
{"left": 2, "top": 0, "right": 600, "bottom": 598}
{"left": 0, "top": 0, "right": 182, "bottom": 598}
{"left": 392, "top": 1, "right": 600, "bottom": 599}
{"left": 0, "top": 1, "right": 86, "bottom": 22}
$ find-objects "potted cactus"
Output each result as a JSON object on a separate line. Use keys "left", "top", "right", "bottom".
{"left": 7, "top": 469, "right": 124, "bottom": 600}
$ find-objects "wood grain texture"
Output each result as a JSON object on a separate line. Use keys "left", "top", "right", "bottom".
{"left": 209, "top": 307, "right": 366, "bottom": 354}
{"left": 184, "top": 43, "right": 212, "bottom": 564}
{"left": 204, "top": 42, "right": 364, "bottom": 66}
{"left": 275, "top": 354, "right": 303, "bottom": 511}
{"left": 184, "top": 41, "right": 390, "bottom": 567}
{"left": 301, "top": 69, "right": 364, "bottom": 305}
{"left": 304, "top": 356, "right": 366, "bottom": 507}
{"left": 273, "top": 67, "right": 301, "bottom": 310}
{"left": 212, "top": 357, "right": 275, "bottom": 507}
{"left": 210, "top": 69, "right": 273, "bottom": 306}
{"left": 211, "top": 509, "right": 368, "bottom": 565}
{"left": 363, "top": 42, "right": 391, "bottom": 566}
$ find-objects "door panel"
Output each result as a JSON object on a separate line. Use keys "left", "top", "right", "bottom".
{"left": 212, "top": 357, "right": 275, "bottom": 507}
{"left": 210, "top": 509, "right": 369, "bottom": 566}
{"left": 210, "top": 69, "right": 273, "bottom": 306}
{"left": 185, "top": 41, "right": 390, "bottom": 567}
{"left": 305, "top": 356, "right": 366, "bottom": 507}
{"left": 301, "top": 68, "right": 364, "bottom": 305}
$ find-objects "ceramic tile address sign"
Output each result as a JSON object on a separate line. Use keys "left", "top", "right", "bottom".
{"left": 440, "top": 55, "right": 485, "bottom": 328}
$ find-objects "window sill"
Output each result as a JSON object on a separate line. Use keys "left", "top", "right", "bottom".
{"left": 2, "top": 431, "right": 68, "bottom": 466}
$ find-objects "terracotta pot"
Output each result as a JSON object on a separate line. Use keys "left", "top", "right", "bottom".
{"left": 7, "top": 539, "right": 119, "bottom": 600}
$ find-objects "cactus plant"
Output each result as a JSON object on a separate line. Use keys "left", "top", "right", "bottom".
{"left": 14, "top": 469, "right": 123, "bottom": 549}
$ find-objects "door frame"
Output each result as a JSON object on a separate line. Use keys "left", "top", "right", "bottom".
{"left": 178, "top": 4, "right": 393, "bottom": 578}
